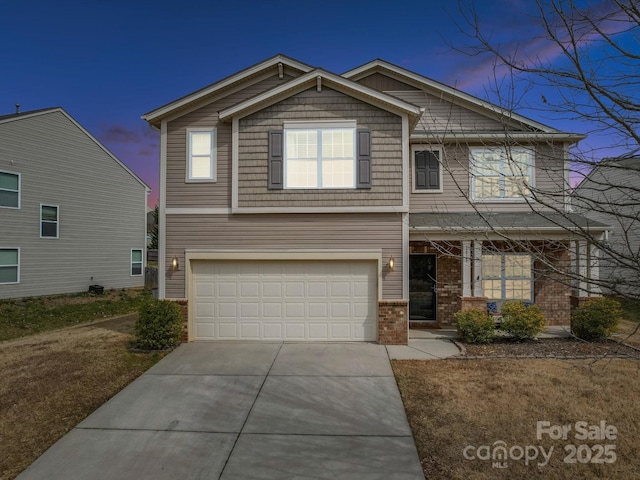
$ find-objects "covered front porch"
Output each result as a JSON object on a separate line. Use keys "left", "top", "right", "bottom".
{"left": 408, "top": 212, "right": 609, "bottom": 326}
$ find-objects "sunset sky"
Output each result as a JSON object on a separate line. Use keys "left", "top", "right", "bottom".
{"left": 1, "top": 0, "right": 631, "bottom": 208}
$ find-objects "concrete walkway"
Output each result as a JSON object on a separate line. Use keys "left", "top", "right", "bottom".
{"left": 387, "top": 329, "right": 461, "bottom": 360}
{"left": 18, "top": 343, "right": 424, "bottom": 480}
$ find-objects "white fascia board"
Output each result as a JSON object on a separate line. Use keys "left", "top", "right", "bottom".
{"left": 410, "top": 131, "right": 585, "bottom": 143}
{"left": 218, "top": 69, "right": 421, "bottom": 121}
{"left": 142, "top": 55, "right": 314, "bottom": 124}
{"left": 409, "top": 225, "right": 609, "bottom": 234}
{"left": 344, "top": 60, "right": 561, "bottom": 134}
{"left": 231, "top": 206, "right": 409, "bottom": 214}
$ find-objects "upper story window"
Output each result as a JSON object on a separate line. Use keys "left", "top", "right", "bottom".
{"left": 470, "top": 147, "right": 533, "bottom": 201}
{"left": 482, "top": 253, "right": 532, "bottom": 301}
{"left": 0, "top": 248, "right": 19, "bottom": 284}
{"left": 41, "top": 205, "right": 59, "bottom": 238}
{"left": 0, "top": 171, "right": 20, "bottom": 208}
{"left": 412, "top": 146, "right": 442, "bottom": 193}
{"left": 187, "top": 128, "right": 216, "bottom": 182}
{"left": 284, "top": 122, "right": 356, "bottom": 189}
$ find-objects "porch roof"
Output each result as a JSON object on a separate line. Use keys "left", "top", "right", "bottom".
{"left": 409, "top": 212, "right": 610, "bottom": 234}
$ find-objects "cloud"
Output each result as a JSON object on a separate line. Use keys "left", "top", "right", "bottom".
{"left": 99, "top": 123, "right": 158, "bottom": 145}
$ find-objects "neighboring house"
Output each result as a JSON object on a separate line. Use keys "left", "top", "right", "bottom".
{"left": 142, "top": 54, "right": 606, "bottom": 344}
{"left": 572, "top": 157, "right": 640, "bottom": 296}
{"left": 0, "top": 108, "right": 149, "bottom": 299}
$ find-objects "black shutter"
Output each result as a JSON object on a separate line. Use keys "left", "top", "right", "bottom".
{"left": 356, "top": 129, "right": 371, "bottom": 189}
{"left": 415, "top": 151, "right": 428, "bottom": 189}
{"left": 268, "top": 130, "right": 283, "bottom": 190}
{"left": 415, "top": 150, "right": 440, "bottom": 190}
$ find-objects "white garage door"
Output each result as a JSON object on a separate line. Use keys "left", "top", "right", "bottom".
{"left": 191, "top": 260, "right": 377, "bottom": 341}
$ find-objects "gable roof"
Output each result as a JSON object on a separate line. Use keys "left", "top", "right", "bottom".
{"left": 142, "top": 54, "right": 314, "bottom": 127}
{"left": 343, "top": 59, "right": 584, "bottom": 141}
{"left": 218, "top": 68, "right": 422, "bottom": 124}
{"left": 0, "top": 107, "right": 150, "bottom": 192}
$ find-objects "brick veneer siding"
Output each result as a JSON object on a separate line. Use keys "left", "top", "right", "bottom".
{"left": 410, "top": 242, "right": 462, "bottom": 325}
{"left": 460, "top": 297, "right": 489, "bottom": 312}
{"left": 533, "top": 246, "right": 572, "bottom": 326}
{"left": 378, "top": 300, "right": 409, "bottom": 345}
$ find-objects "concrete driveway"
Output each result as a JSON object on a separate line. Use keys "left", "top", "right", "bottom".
{"left": 18, "top": 343, "right": 424, "bottom": 479}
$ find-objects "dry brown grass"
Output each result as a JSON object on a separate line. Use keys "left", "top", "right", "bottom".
{"left": 615, "top": 319, "right": 640, "bottom": 348}
{"left": 394, "top": 358, "right": 640, "bottom": 480}
{"left": 0, "top": 315, "right": 165, "bottom": 480}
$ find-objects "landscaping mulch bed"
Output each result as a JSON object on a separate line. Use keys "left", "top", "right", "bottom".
{"left": 458, "top": 337, "right": 640, "bottom": 359}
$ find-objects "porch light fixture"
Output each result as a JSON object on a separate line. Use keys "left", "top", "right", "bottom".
{"left": 388, "top": 255, "right": 395, "bottom": 271}
{"left": 171, "top": 256, "right": 179, "bottom": 271}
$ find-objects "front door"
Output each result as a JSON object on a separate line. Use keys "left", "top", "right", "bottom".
{"left": 409, "top": 254, "right": 437, "bottom": 321}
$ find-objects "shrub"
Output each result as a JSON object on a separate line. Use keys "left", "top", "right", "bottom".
{"left": 135, "top": 299, "right": 183, "bottom": 350}
{"left": 500, "top": 301, "right": 546, "bottom": 341}
{"left": 571, "top": 297, "right": 622, "bottom": 341}
{"left": 455, "top": 308, "right": 496, "bottom": 344}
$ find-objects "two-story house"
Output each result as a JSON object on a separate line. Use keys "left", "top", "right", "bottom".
{"left": 143, "top": 55, "right": 606, "bottom": 344}
{"left": 0, "top": 108, "right": 149, "bottom": 299}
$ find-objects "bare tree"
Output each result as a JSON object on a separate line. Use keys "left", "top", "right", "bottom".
{"left": 432, "top": 0, "right": 640, "bottom": 299}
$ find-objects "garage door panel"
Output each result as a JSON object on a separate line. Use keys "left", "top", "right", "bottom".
{"left": 192, "top": 260, "right": 377, "bottom": 341}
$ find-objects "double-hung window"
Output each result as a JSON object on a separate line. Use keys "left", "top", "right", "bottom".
{"left": 471, "top": 147, "right": 533, "bottom": 200}
{"left": 187, "top": 128, "right": 216, "bottom": 182}
{"left": 0, "top": 248, "right": 19, "bottom": 284}
{"left": 131, "top": 249, "right": 143, "bottom": 276}
{"left": 284, "top": 121, "right": 356, "bottom": 189}
{"left": 0, "top": 171, "right": 20, "bottom": 208}
{"left": 40, "top": 205, "right": 59, "bottom": 238}
{"left": 482, "top": 253, "right": 532, "bottom": 301}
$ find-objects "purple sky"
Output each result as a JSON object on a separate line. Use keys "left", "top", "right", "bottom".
{"left": 2, "top": 0, "right": 632, "bottom": 207}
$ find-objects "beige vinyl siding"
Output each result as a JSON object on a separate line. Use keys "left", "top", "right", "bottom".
{"left": 390, "top": 91, "right": 513, "bottom": 134}
{"left": 356, "top": 73, "right": 420, "bottom": 92}
{"left": 166, "top": 73, "right": 296, "bottom": 209}
{"left": 237, "top": 88, "right": 403, "bottom": 207}
{"left": 409, "top": 143, "right": 567, "bottom": 213}
{"left": 165, "top": 213, "right": 402, "bottom": 299}
{"left": 0, "top": 110, "right": 147, "bottom": 299}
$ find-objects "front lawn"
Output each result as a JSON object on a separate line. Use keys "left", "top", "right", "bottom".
{"left": 394, "top": 359, "right": 640, "bottom": 479}
{"left": 0, "top": 289, "right": 165, "bottom": 479}
{"left": 0, "top": 288, "right": 150, "bottom": 341}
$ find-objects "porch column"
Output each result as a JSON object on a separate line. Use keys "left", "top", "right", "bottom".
{"left": 577, "top": 240, "right": 589, "bottom": 297}
{"left": 472, "top": 241, "right": 483, "bottom": 297}
{"left": 462, "top": 241, "right": 472, "bottom": 297}
{"left": 589, "top": 243, "right": 601, "bottom": 295}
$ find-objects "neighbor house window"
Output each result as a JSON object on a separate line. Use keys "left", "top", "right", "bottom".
{"left": 284, "top": 121, "right": 356, "bottom": 189}
{"left": 413, "top": 147, "right": 442, "bottom": 192}
{"left": 470, "top": 147, "right": 533, "bottom": 200}
{"left": 0, "top": 171, "right": 20, "bottom": 208}
{"left": 187, "top": 128, "right": 216, "bottom": 181}
{"left": 482, "top": 254, "right": 532, "bottom": 301}
{"left": 40, "top": 205, "right": 59, "bottom": 238}
{"left": 131, "top": 249, "right": 143, "bottom": 276}
{"left": 0, "top": 248, "right": 19, "bottom": 284}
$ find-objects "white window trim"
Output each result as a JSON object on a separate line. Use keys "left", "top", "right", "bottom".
{"left": 0, "top": 170, "right": 21, "bottom": 209}
{"left": 131, "top": 248, "right": 144, "bottom": 277}
{"left": 186, "top": 128, "right": 217, "bottom": 183}
{"left": 40, "top": 204, "right": 59, "bottom": 239}
{"left": 470, "top": 147, "right": 534, "bottom": 202}
{"left": 482, "top": 253, "right": 533, "bottom": 301}
{"left": 0, "top": 247, "right": 20, "bottom": 284}
{"left": 411, "top": 145, "right": 443, "bottom": 194}
{"left": 283, "top": 120, "right": 357, "bottom": 190}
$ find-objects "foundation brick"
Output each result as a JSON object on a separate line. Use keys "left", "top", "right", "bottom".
{"left": 378, "top": 300, "right": 409, "bottom": 345}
